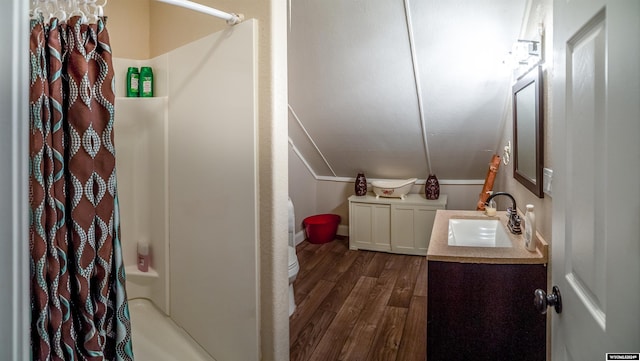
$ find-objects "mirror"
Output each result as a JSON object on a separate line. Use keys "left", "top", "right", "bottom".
{"left": 513, "top": 65, "right": 544, "bottom": 198}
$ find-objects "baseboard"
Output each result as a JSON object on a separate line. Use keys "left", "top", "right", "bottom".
{"left": 295, "top": 225, "right": 349, "bottom": 246}
{"left": 337, "top": 224, "right": 349, "bottom": 237}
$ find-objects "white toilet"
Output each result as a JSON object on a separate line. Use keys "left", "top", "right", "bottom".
{"left": 288, "top": 198, "right": 300, "bottom": 316}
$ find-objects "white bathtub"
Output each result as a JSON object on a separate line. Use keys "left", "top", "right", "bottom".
{"left": 129, "top": 299, "right": 215, "bottom": 361}
{"left": 371, "top": 178, "right": 417, "bottom": 199}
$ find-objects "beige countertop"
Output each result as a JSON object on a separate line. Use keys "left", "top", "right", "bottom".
{"left": 427, "top": 210, "right": 548, "bottom": 264}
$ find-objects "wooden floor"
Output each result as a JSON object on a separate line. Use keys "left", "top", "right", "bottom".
{"left": 289, "top": 237, "right": 428, "bottom": 361}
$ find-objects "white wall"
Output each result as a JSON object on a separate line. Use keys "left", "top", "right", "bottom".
{"left": 287, "top": 0, "right": 527, "bottom": 181}
{"left": 167, "top": 21, "right": 259, "bottom": 360}
{"left": 288, "top": 143, "right": 317, "bottom": 234}
{"left": 494, "top": 0, "right": 553, "bottom": 242}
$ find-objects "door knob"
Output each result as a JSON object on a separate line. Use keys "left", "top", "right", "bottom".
{"left": 534, "top": 286, "right": 562, "bottom": 314}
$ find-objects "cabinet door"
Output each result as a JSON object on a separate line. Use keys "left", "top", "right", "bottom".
{"left": 427, "top": 261, "right": 547, "bottom": 361}
{"left": 350, "top": 203, "right": 391, "bottom": 252}
{"left": 391, "top": 206, "right": 436, "bottom": 255}
{"left": 371, "top": 205, "right": 391, "bottom": 248}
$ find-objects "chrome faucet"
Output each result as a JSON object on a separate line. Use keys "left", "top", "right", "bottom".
{"left": 485, "top": 192, "right": 522, "bottom": 235}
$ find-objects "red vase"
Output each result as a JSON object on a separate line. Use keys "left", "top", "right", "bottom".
{"left": 425, "top": 174, "right": 440, "bottom": 200}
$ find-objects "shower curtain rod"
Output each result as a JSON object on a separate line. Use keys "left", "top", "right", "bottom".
{"left": 154, "top": 0, "right": 243, "bottom": 25}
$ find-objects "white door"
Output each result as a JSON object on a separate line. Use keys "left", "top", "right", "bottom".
{"left": 552, "top": 0, "right": 640, "bottom": 359}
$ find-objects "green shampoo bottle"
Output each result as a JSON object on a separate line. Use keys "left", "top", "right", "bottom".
{"left": 140, "top": 66, "right": 154, "bottom": 97}
{"left": 126, "top": 67, "right": 139, "bottom": 97}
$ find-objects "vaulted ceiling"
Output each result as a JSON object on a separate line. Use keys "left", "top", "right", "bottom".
{"left": 288, "top": 0, "right": 527, "bottom": 180}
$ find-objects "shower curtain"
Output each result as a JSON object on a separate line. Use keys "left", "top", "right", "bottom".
{"left": 29, "top": 15, "right": 134, "bottom": 361}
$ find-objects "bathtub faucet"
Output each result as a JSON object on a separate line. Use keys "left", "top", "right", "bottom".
{"left": 485, "top": 192, "right": 522, "bottom": 235}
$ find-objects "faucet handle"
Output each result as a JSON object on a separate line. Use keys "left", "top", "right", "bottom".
{"left": 509, "top": 215, "right": 522, "bottom": 234}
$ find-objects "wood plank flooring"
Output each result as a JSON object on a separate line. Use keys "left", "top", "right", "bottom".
{"left": 290, "top": 237, "right": 427, "bottom": 361}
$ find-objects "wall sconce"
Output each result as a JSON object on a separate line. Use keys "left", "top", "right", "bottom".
{"left": 503, "top": 39, "right": 542, "bottom": 77}
{"left": 513, "top": 40, "right": 540, "bottom": 65}
{"left": 502, "top": 23, "right": 545, "bottom": 75}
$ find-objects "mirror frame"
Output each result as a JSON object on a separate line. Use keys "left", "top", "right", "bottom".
{"left": 512, "top": 65, "right": 544, "bottom": 198}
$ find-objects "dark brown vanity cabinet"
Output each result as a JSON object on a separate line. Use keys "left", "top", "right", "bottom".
{"left": 427, "top": 261, "right": 547, "bottom": 361}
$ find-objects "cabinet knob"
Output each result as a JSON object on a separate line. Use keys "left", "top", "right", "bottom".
{"left": 534, "top": 286, "right": 562, "bottom": 314}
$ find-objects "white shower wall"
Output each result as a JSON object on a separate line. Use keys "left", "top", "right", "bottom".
{"left": 114, "top": 95, "right": 170, "bottom": 314}
{"left": 167, "top": 20, "right": 258, "bottom": 361}
{"left": 114, "top": 19, "right": 259, "bottom": 361}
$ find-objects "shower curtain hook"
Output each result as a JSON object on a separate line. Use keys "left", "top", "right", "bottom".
{"left": 45, "top": 0, "right": 58, "bottom": 22}
{"left": 95, "top": 0, "right": 106, "bottom": 17}
{"left": 68, "top": 0, "right": 87, "bottom": 23}
{"left": 84, "top": 0, "right": 100, "bottom": 23}
{"left": 30, "top": 0, "right": 44, "bottom": 20}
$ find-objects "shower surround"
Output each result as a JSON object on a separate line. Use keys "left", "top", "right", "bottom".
{"left": 114, "top": 20, "right": 259, "bottom": 360}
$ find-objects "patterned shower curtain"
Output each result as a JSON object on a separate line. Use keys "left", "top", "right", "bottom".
{"left": 29, "top": 15, "right": 134, "bottom": 361}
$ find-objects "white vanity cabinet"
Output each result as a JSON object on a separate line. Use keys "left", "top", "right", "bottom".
{"left": 348, "top": 194, "right": 447, "bottom": 255}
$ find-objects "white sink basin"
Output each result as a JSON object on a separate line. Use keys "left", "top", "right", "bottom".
{"left": 448, "top": 218, "right": 513, "bottom": 248}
